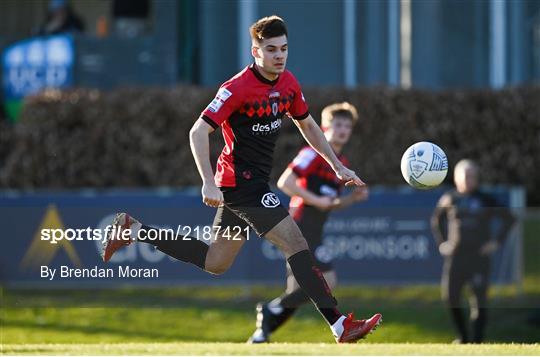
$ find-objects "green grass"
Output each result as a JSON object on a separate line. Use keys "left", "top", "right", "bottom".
{"left": 2, "top": 343, "right": 539, "bottom": 355}
{"left": 1, "top": 282, "right": 539, "bottom": 346}
{"left": 1, "top": 217, "right": 539, "bottom": 354}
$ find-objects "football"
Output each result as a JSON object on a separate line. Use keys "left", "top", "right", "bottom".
{"left": 401, "top": 141, "right": 448, "bottom": 189}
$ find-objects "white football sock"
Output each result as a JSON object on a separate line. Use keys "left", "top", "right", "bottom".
{"left": 330, "top": 315, "right": 347, "bottom": 338}
{"left": 250, "top": 328, "right": 266, "bottom": 342}
{"left": 267, "top": 298, "right": 284, "bottom": 315}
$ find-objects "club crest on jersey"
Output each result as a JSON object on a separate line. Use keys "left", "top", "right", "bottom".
{"left": 261, "top": 192, "right": 280, "bottom": 208}
{"left": 208, "top": 88, "right": 232, "bottom": 113}
{"left": 269, "top": 91, "right": 280, "bottom": 99}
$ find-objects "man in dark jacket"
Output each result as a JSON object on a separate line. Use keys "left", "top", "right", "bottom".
{"left": 431, "top": 159, "right": 515, "bottom": 343}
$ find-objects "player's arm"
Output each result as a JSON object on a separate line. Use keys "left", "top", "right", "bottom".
{"left": 293, "top": 115, "right": 364, "bottom": 187}
{"left": 189, "top": 119, "right": 223, "bottom": 208}
{"left": 491, "top": 200, "right": 516, "bottom": 244}
{"left": 480, "top": 195, "right": 517, "bottom": 255}
{"left": 191, "top": 83, "right": 238, "bottom": 208}
{"left": 277, "top": 167, "right": 334, "bottom": 210}
{"left": 431, "top": 193, "right": 450, "bottom": 247}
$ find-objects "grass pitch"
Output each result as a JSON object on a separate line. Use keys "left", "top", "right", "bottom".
{"left": 2, "top": 342, "right": 540, "bottom": 355}
{"left": 2, "top": 279, "right": 539, "bottom": 345}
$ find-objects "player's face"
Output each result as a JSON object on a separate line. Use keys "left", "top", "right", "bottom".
{"left": 252, "top": 35, "right": 288, "bottom": 77}
{"left": 325, "top": 117, "right": 353, "bottom": 146}
{"left": 454, "top": 166, "right": 478, "bottom": 193}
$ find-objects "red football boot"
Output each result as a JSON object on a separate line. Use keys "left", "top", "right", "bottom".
{"left": 101, "top": 212, "right": 139, "bottom": 262}
{"left": 336, "top": 313, "right": 382, "bottom": 343}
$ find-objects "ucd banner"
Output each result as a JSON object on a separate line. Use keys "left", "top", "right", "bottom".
{"left": 0, "top": 187, "right": 523, "bottom": 287}
{"left": 2, "top": 34, "right": 74, "bottom": 121}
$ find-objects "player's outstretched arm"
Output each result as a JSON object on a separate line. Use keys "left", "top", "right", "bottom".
{"left": 189, "top": 118, "right": 223, "bottom": 208}
{"left": 293, "top": 115, "right": 365, "bottom": 187}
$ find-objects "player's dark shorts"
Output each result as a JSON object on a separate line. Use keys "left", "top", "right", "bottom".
{"left": 212, "top": 182, "right": 290, "bottom": 237}
{"left": 287, "top": 206, "right": 334, "bottom": 274}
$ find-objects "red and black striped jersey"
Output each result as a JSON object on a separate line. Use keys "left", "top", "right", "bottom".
{"left": 200, "top": 64, "right": 309, "bottom": 188}
{"left": 288, "top": 146, "right": 349, "bottom": 221}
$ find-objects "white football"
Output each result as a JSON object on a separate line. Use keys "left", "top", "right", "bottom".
{"left": 401, "top": 141, "right": 448, "bottom": 189}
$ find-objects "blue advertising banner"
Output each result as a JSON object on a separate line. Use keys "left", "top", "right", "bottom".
{"left": 0, "top": 186, "right": 522, "bottom": 287}
{"left": 2, "top": 34, "right": 74, "bottom": 120}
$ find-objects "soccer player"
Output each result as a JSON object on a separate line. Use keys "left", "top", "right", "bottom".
{"left": 431, "top": 159, "right": 515, "bottom": 343}
{"left": 102, "top": 15, "right": 381, "bottom": 343}
{"left": 247, "top": 102, "right": 369, "bottom": 343}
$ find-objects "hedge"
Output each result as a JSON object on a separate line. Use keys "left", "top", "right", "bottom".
{"left": 1, "top": 86, "right": 539, "bottom": 204}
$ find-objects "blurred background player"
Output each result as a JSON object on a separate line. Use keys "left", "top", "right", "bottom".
{"left": 431, "top": 159, "right": 515, "bottom": 343}
{"left": 248, "top": 102, "right": 369, "bottom": 343}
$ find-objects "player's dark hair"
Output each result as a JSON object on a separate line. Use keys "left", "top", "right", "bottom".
{"left": 250, "top": 15, "right": 288, "bottom": 43}
{"left": 321, "top": 102, "right": 359, "bottom": 128}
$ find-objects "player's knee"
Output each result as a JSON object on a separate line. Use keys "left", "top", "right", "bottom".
{"left": 206, "top": 265, "right": 229, "bottom": 275}
{"left": 205, "top": 261, "right": 231, "bottom": 275}
{"left": 285, "top": 235, "right": 309, "bottom": 256}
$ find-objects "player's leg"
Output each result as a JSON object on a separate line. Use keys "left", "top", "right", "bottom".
{"left": 469, "top": 261, "right": 490, "bottom": 343}
{"left": 248, "top": 265, "right": 337, "bottom": 343}
{"left": 258, "top": 234, "right": 339, "bottom": 339}
{"left": 271, "top": 268, "right": 337, "bottom": 328}
{"left": 137, "top": 223, "right": 209, "bottom": 270}
{"left": 267, "top": 218, "right": 337, "bottom": 317}
{"left": 102, "top": 208, "right": 247, "bottom": 275}
{"left": 263, "top": 216, "right": 380, "bottom": 342}
{"left": 278, "top": 268, "right": 337, "bottom": 311}
{"left": 204, "top": 205, "right": 248, "bottom": 275}
{"left": 228, "top": 184, "right": 381, "bottom": 342}
{"left": 442, "top": 257, "right": 469, "bottom": 343}
{"left": 264, "top": 216, "right": 337, "bottom": 311}
{"left": 101, "top": 212, "right": 208, "bottom": 268}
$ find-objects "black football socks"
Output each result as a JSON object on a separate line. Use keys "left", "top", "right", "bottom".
{"left": 137, "top": 225, "right": 208, "bottom": 270}
{"left": 265, "top": 289, "right": 310, "bottom": 331}
{"left": 286, "top": 249, "right": 342, "bottom": 325}
{"left": 269, "top": 286, "right": 311, "bottom": 322}
{"left": 279, "top": 287, "right": 310, "bottom": 308}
